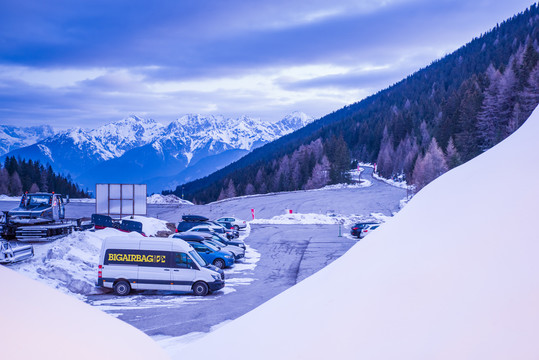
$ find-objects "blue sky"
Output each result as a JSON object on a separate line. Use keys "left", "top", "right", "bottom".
{"left": 0, "top": 0, "right": 535, "bottom": 129}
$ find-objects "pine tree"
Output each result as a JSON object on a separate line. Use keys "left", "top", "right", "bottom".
{"left": 477, "top": 65, "right": 503, "bottom": 150}
{"left": 245, "top": 183, "right": 255, "bottom": 195}
{"left": 9, "top": 171, "right": 23, "bottom": 196}
{"left": 376, "top": 127, "right": 395, "bottom": 178}
{"left": 225, "top": 179, "right": 236, "bottom": 199}
{"left": 412, "top": 138, "right": 448, "bottom": 191}
{"left": 304, "top": 162, "right": 329, "bottom": 190}
{"left": 217, "top": 188, "right": 226, "bottom": 201}
{"left": 326, "top": 135, "right": 351, "bottom": 184}
{"left": 445, "top": 137, "right": 461, "bottom": 169}
{"left": 29, "top": 183, "right": 40, "bottom": 193}
{"left": 0, "top": 168, "right": 9, "bottom": 194}
{"left": 522, "top": 63, "right": 539, "bottom": 113}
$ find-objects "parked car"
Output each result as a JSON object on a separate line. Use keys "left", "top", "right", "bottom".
{"left": 172, "top": 233, "right": 234, "bottom": 268}
{"left": 216, "top": 217, "right": 246, "bottom": 230}
{"left": 207, "top": 220, "right": 239, "bottom": 238}
{"left": 358, "top": 223, "right": 381, "bottom": 239}
{"left": 190, "top": 224, "right": 235, "bottom": 239}
{"left": 350, "top": 222, "right": 379, "bottom": 238}
{"left": 176, "top": 214, "right": 210, "bottom": 233}
{"left": 210, "top": 233, "right": 246, "bottom": 251}
{"left": 183, "top": 231, "right": 245, "bottom": 260}
{"left": 216, "top": 221, "right": 241, "bottom": 236}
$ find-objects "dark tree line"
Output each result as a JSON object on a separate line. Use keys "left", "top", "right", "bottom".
{"left": 0, "top": 156, "right": 89, "bottom": 197}
{"left": 167, "top": 4, "right": 539, "bottom": 203}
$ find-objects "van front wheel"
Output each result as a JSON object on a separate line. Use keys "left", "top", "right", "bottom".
{"left": 193, "top": 281, "right": 209, "bottom": 296}
{"left": 114, "top": 280, "right": 131, "bottom": 296}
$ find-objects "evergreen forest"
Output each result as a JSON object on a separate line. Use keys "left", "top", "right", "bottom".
{"left": 0, "top": 156, "right": 90, "bottom": 198}
{"left": 166, "top": 5, "right": 539, "bottom": 204}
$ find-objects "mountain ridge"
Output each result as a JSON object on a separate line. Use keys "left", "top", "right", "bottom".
{"left": 1, "top": 112, "right": 314, "bottom": 192}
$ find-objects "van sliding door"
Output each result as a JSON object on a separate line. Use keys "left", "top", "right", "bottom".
{"left": 171, "top": 252, "right": 197, "bottom": 291}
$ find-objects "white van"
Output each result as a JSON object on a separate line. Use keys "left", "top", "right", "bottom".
{"left": 97, "top": 236, "right": 224, "bottom": 296}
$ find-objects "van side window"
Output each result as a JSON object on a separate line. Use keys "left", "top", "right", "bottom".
{"left": 174, "top": 252, "right": 192, "bottom": 269}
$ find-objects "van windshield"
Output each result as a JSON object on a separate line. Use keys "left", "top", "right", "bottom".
{"left": 189, "top": 250, "right": 207, "bottom": 267}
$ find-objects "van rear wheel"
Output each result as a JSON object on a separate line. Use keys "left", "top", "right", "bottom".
{"left": 193, "top": 281, "right": 209, "bottom": 296}
{"left": 114, "top": 280, "right": 131, "bottom": 296}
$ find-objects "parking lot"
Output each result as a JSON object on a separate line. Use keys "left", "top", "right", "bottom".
{"left": 86, "top": 223, "right": 356, "bottom": 337}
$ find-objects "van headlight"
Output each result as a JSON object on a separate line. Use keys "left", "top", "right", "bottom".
{"left": 211, "top": 273, "right": 221, "bottom": 281}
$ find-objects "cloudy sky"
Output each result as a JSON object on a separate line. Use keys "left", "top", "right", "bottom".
{"left": 0, "top": 0, "right": 535, "bottom": 129}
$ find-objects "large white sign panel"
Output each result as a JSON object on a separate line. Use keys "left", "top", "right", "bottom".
{"left": 95, "top": 184, "right": 147, "bottom": 217}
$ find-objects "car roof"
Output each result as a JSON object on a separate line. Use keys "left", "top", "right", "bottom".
{"left": 181, "top": 214, "right": 209, "bottom": 222}
{"left": 183, "top": 231, "right": 213, "bottom": 239}
{"left": 172, "top": 233, "right": 207, "bottom": 241}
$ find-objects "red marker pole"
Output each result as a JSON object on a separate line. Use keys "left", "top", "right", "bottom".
{"left": 251, "top": 208, "right": 255, "bottom": 220}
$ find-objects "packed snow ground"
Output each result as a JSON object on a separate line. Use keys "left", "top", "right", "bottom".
{"left": 174, "top": 108, "right": 539, "bottom": 359}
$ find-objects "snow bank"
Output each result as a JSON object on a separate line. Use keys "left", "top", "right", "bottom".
{"left": 131, "top": 215, "right": 173, "bottom": 236}
{"left": 177, "top": 108, "right": 539, "bottom": 359}
{"left": 69, "top": 197, "right": 95, "bottom": 203}
{"left": 0, "top": 194, "right": 19, "bottom": 201}
{"left": 7, "top": 216, "right": 171, "bottom": 299}
{"left": 9, "top": 228, "right": 143, "bottom": 298}
{"left": 250, "top": 212, "right": 387, "bottom": 227}
{"left": 251, "top": 212, "right": 344, "bottom": 225}
{"left": 0, "top": 266, "right": 169, "bottom": 360}
{"left": 147, "top": 193, "right": 193, "bottom": 205}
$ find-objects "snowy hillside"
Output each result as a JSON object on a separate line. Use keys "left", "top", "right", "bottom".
{"left": 177, "top": 108, "right": 539, "bottom": 359}
{"left": 0, "top": 124, "right": 55, "bottom": 156}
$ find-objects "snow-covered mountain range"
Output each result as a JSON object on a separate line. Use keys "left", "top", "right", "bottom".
{"left": 0, "top": 125, "right": 56, "bottom": 156}
{"left": 1, "top": 112, "right": 314, "bottom": 192}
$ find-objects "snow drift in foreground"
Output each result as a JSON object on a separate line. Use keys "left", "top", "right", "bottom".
{"left": 178, "top": 108, "right": 539, "bottom": 359}
{"left": 0, "top": 266, "right": 168, "bottom": 360}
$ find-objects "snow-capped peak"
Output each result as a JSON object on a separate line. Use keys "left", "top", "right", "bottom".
{"left": 160, "top": 112, "right": 313, "bottom": 157}
{"left": 45, "top": 116, "right": 166, "bottom": 161}
{"left": 0, "top": 124, "right": 56, "bottom": 156}
{"left": 276, "top": 111, "right": 315, "bottom": 129}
